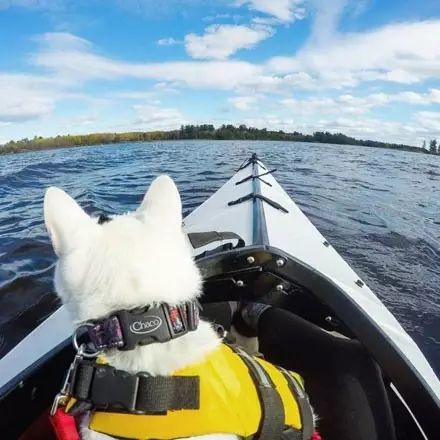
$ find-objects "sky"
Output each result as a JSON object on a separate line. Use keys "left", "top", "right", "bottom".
{"left": 1, "top": 0, "right": 440, "bottom": 146}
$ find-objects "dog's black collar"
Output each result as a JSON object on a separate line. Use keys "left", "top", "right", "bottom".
{"left": 85, "top": 301, "right": 200, "bottom": 351}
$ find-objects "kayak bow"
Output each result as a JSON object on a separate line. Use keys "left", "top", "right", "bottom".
{"left": 184, "top": 153, "right": 440, "bottom": 437}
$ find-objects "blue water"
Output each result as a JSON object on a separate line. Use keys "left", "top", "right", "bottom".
{"left": 0, "top": 141, "right": 439, "bottom": 375}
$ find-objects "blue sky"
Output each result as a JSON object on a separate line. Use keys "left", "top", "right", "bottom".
{"left": 1, "top": 0, "right": 439, "bottom": 145}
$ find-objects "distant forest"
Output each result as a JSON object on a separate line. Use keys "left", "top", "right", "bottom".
{"left": 1, "top": 124, "right": 438, "bottom": 155}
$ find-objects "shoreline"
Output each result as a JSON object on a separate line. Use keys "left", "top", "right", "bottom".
{"left": 0, "top": 124, "right": 434, "bottom": 156}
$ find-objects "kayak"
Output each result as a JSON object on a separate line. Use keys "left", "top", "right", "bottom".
{"left": 0, "top": 153, "right": 439, "bottom": 439}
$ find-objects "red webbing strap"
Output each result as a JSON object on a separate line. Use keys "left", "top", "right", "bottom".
{"left": 50, "top": 409, "right": 80, "bottom": 440}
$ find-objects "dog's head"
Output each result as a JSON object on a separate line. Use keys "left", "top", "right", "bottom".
{"left": 44, "top": 176, "right": 201, "bottom": 323}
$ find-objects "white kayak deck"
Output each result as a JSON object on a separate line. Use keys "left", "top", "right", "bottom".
{"left": 184, "top": 160, "right": 440, "bottom": 402}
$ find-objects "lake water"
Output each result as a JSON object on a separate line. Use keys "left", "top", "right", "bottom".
{"left": 0, "top": 140, "right": 439, "bottom": 374}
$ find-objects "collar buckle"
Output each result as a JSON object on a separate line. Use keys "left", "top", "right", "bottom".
{"left": 85, "top": 301, "right": 200, "bottom": 352}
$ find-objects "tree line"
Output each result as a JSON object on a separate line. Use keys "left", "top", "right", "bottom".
{"left": 422, "top": 139, "right": 440, "bottom": 155}
{"left": 0, "top": 124, "right": 431, "bottom": 155}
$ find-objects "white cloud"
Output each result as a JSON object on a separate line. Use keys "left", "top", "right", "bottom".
{"left": 268, "top": 20, "right": 440, "bottom": 88}
{"left": 312, "top": 115, "right": 440, "bottom": 145}
{"left": 228, "top": 95, "right": 259, "bottom": 110}
{"left": 414, "top": 111, "right": 440, "bottom": 133}
{"left": 157, "top": 37, "right": 181, "bottom": 46}
{"left": 32, "top": 26, "right": 440, "bottom": 97}
{"left": 74, "top": 115, "right": 98, "bottom": 126}
{"left": 315, "top": 117, "right": 412, "bottom": 142}
{"left": 281, "top": 96, "right": 366, "bottom": 115}
{"left": 184, "top": 24, "right": 273, "bottom": 60}
{"left": 0, "top": 74, "right": 58, "bottom": 122}
{"left": 281, "top": 89, "right": 440, "bottom": 116}
{"left": 237, "top": 0, "right": 306, "bottom": 23}
{"left": 152, "top": 81, "right": 180, "bottom": 94}
{"left": 251, "top": 16, "right": 286, "bottom": 26}
{"left": 308, "top": 0, "right": 348, "bottom": 45}
{"left": 395, "top": 90, "right": 440, "bottom": 105}
{"left": 241, "top": 113, "right": 435, "bottom": 146}
{"left": 134, "top": 104, "right": 187, "bottom": 129}
{"left": 111, "top": 91, "right": 155, "bottom": 100}
{"left": 35, "top": 32, "right": 91, "bottom": 50}
{"left": 0, "top": 66, "right": 107, "bottom": 124}
{"left": 203, "top": 13, "right": 234, "bottom": 22}
{"left": 352, "top": 89, "right": 440, "bottom": 107}
{"left": 33, "top": 33, "right": 262, "bottom": 89}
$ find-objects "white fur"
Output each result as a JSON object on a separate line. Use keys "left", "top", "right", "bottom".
{"left": 45, "top": 176, "right": 236, "bottom": 440}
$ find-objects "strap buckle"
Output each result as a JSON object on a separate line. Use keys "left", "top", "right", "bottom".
{"left": 89, "top": 365, "right": 145, "bottom": 413}
{"left": 50, "top": 343, "right": 89, "bottom": 415}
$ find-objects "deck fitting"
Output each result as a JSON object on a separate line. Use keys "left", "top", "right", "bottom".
{"left": 276, "top": 258, "right": 285, "bottom": 267}
{"left": 237, "top": 153, "right": 267, "bottom": 171}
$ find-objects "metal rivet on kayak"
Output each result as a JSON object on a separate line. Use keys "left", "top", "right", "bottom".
{"left": 247, "top": 256, "right": 255, "bottom": 264}
{"left": 325, "top": 316, "right": 333, "bottom": 323}
{"left": 276, "top": 258, "right": 285, "bottom": 267}
{"left": 276, "top": 284, "right": 284, "bottom": 291}
{"left": 236, "top": 280, "right": 244, "bottom": 287}
{"left": 355, "top": 279, "right": 364, "bottom": 287}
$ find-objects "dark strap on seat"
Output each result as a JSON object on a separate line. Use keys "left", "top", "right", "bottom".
{"left": 187, "top": 231, "right": 245, "bottom": 249}
{"left": 231, "top": 346, "right": 288, "bottom": 440}
{"left": 69, "top": 360, "right": 199, "bottom": 413}
{"left": 280, "top": 368, "right": 314, "bottom": 440}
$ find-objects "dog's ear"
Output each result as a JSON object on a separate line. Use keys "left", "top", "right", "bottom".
{"left": 44, "top": 187, "right": 91, "bottom": 257}
{"left": 138, "top": 175, "right": 182, "bottom": 229}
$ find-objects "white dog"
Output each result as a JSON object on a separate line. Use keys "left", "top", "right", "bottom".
{"left": 44, "top": 176, "right": 234, "bottom": 440}
{"left": 45, "top": 176, "right": 315, "bottom": 440}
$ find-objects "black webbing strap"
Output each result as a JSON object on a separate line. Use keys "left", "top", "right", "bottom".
{"left": 228, "top": 193, "right": 289, "bottom": 213}
{"left": 235, "top": 169, "right": 277, "bottom": 186}
{"left": 231, "top": 346, "right": 286, "bottom": 440}
{"left": 187, "top": 231, "right": 245, "bottom": 249}
{"left": 69, "top": 360, "right": 199, "bottom": 413}
{"left": 237, "top": 154, "right": 267, "bottom": 172}
{"left": 280, "top": 368, "right": 314, "bottom": 440}
{"left": 281, "top": 427, "right": 303, "bottom": 439}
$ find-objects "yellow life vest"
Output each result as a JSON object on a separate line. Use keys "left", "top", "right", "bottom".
{"left": 83, "top": 344, "right": 312, "bottom": 439}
